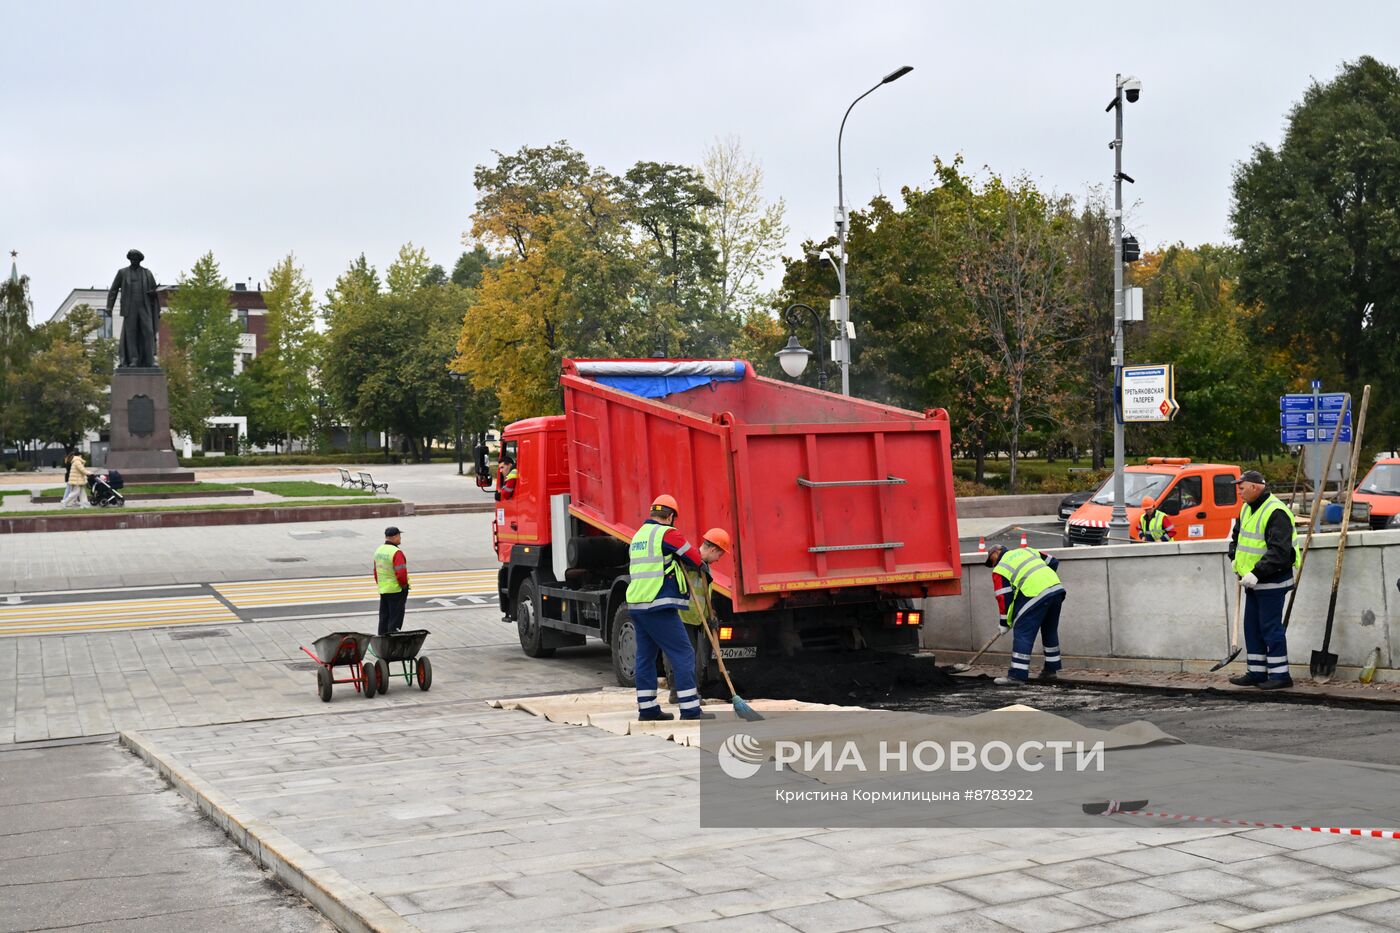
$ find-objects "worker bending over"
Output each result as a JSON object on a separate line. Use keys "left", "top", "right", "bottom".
{"left": 1138, "top": 496, "right": 1176, "bottom": 542}
{"left": 665, "top": 527, "right": 731, "bottom": 703}
{"left": 1227, "top": 470, "right": 1300, "bottom": 690}
{"left": 986, "top": 544, "right": 1065, "bottom": 686}
{"left": 627, "top": 495, "right": 716, "bottom": 721}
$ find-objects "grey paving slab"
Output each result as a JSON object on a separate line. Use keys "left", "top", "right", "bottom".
{"left": 980, "top": 895, "right": 1112, "bottom": 932}
{"left": 0, "top": 741, "right": 329, "bottom": 933}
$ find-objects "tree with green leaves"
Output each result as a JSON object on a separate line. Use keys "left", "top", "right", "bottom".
{"left": 12, "top": 304, "right": 113, "bottom": 448}
{"left": 324, "top": 246, "right": 497, "bottom": 460}
{"left": 622, "top": 160, "right": 723, "bottom": 356}
{"left": 699, "top": 136, "right": 788, "bottom": 319}
{"left": 0, "top": 254, "right": 34, "bottom": 457}
{"left": 258, "top": 253, "right": 321, "bottom": 448}
{"left": 1232, "top": 55, "right": 1400, "bottom": 443}
{"left": 451, "top": 244, "right": 499, "bottom": 289}
{"left": 162, "top": 252, "right": 239, "bottom": 442}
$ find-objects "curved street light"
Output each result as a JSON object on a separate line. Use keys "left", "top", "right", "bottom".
{"left": 834, "top": 65, "right": 914, "bottom": 396}
{"left": 776, "top": 303, "right": 828, "bottom": 390}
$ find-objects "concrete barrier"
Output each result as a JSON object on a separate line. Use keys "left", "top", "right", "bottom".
{"left": 954, "top": 493, "right": 1063, "bottom": 518}
{"left": 922, "top": 528, "right": 1400, "bottom": 677}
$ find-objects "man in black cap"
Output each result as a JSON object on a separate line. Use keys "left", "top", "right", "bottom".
{"left": 1226, "top": 470, "right": 1299, "bottom": 689}
{"left": 373, "top": 526, "right": 410, "bottom": 636}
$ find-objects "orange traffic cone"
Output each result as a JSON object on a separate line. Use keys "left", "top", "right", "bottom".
{"left": 978, "top": 536, "right": 986, "bottom": 552}
{"left": 1019, "top": 531, "right": 1028, "bottom": 547}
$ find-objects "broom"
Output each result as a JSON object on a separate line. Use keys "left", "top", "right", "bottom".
{"left": 695, "top": 574, "right": 764, "bottom": 721}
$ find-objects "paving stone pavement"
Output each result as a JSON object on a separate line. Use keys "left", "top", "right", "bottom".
{"left": 0, "top": 605, "right": 616, "bottom": 744}
{"left": 0, "top": 512, "right": 497, "bottom": 593}
{"left": 121, "top": 702, "right": 1400, "bottom": 933}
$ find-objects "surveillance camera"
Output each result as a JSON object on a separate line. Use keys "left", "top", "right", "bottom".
{"left": 1120, "top": 76, "right": 1142, "bottom": 103}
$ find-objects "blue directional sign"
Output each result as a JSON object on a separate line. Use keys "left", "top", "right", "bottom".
{"left": 1318, "top": 425, "right": 1353, "bottom": 443}
{"left": 1280, "top": 411, "right": 1316, "bottom": 427}
{"left": 1318, "top": 393, "right": 1349, "bottom": 412}
{"left": 1318, "top": 409, "right": 1352, "bottom": 428}
{"left": 1281, "top": 427, "right": 1316, "bottom": 445}
{"left": 1281, "top": 394, "right": 1319, "bottom": 412}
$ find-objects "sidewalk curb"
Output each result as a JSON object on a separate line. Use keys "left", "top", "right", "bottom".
{"left": 120, "top": 730, "right": 419, "bottom": 933}
{"left": 0, "top": 500, "right": 410, "bottom": 535}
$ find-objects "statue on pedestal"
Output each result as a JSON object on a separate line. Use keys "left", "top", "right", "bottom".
{"left": 105, "top": 249, "right": 161, "bottom": 369}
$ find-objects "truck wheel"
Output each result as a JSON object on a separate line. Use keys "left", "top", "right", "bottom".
{"left": 611, "top": 604, "right": 637, "bottom": 688}
{"left": 516, "top": 580, "right": 555, "bottom": 658}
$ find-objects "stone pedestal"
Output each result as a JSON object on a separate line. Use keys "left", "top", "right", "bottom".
{"left": 107, "top": 367, "right": 194, "bottom": 483}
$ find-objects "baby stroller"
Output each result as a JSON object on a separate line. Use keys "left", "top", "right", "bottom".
{"left": 87, "top": 470, "right": 125, "bottom": 508}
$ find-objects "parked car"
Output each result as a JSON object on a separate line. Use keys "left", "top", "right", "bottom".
{"left": 1057, "top": 489, "right": 1095, "bottom": 521}
{"left": 1063, "top": 458, "right": 1243, "bottom": 546}
{"left": 1353, "top": 457, "right": 1400, "bottom": 530}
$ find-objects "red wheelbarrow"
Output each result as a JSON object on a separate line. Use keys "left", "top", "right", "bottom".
{"left": 301, "top": 632, "right": 378, "bottom": 702}
{"left": 368, "top": 630, "right": 432, "bottom": 693}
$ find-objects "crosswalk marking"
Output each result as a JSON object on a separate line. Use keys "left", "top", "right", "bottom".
{"left": 215, "top": 569, "right": 497, "bottom": 608}
{"left": 0, "top": 595, "right": 238, "bottom": 638}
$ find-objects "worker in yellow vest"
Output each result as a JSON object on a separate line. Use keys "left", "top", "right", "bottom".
{"left": 1138, "top": 496, "right": 1176, "bottom": 542}
{"left": 626, "top": 495, "right": 715, "bottom": 721}
{"left": 985, "top": 544, "right": 1065, "bottom": 686}
{"left": 665, "top": 527, "right": 730, "bottom": 703}
{"left": 374, "top": 526, "right": 410, "bottom": 636}
{"left": 1226, "top": 470, "right": 1300, "bottom": 689}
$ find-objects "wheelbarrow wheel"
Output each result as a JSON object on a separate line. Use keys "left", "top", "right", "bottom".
{"left": 376, "top": 659, "right": 390, "bottom": 694}
{"left": 416, "top": 655, "right": 432, "bottom": 691}
{"left": 317, "top": 666, "right": 332, "bottom": 703}
{"left": 362, "top": 662, "right": 378, "bottom": 699}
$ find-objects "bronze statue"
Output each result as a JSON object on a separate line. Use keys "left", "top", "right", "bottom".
{"left": 106, "top": 249, "right": 161, "bottom": 368}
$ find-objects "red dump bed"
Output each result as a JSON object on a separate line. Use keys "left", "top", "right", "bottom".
{"left": 561, "top": 359, "right": 961, "bottom": 613}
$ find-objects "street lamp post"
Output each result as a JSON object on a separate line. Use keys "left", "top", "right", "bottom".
{"left": 834, "top": 65, "right": 913, "bottom": 397}
{"left": 449, "top": 371, "right": 465, "bottom": 476}
{"left": 775, "top": 303, "right": 829, "bottom": 390}
{"left": 1105, "top": 73, "right": 1141, "bottom": 530}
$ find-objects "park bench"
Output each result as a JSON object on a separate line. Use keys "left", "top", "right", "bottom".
{"left": 338, "top": 468, "right": 363, "bottom": 488}
{"left": 358, "top": 471, "right": 389, "bottom": 494}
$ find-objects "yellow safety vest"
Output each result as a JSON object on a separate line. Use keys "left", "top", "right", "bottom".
{"left": 678, "top": 566, "right": 710, "bottom": 627}
{"left": 374, "top": 544, "right": 405, "bottom": 595}
{"left": 625, "top": 523, "right": 688, "bottom": 609}
{"left": 1232, "top": 493, "right": 1300, "bottom": 580}
{"left": 992, "top": 547, "right": 1062, "bottom": 622}
{"left": 1139, "top": 510, "right": 1168, "bottom": 542}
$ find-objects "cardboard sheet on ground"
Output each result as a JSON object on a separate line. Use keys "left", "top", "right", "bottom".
{"left": 488, "top": 688, "right": 1180, "bottom": 784}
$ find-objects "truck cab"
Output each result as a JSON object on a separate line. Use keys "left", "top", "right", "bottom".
{"left": 493, "top": 416, "right": 569, "bottom": 562}
{"left": 1064, "top": 458, "right": 1242, "bottom": 545}
{"left": 1353, "top": 457, "right": 1400, "bottom": 531}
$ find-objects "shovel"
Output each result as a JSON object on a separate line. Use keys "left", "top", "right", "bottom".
{"left": 1311, "top": 384, "right": 1369, "bottom": 683}
{"left": 1210, "top": 581, "right": 1243, "bottom": 672}
{"left": 948, "top": 627, "right": 1008, "bottom": 674}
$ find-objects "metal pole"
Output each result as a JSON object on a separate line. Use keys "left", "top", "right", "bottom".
{"left": 454, "top": 396, "right": 463, "bottom": 476}
{"left": 1109, "top": 74, "right": 1128, "bottom": 531}
{"left": 836, "top": 80, "right": 884, "bottom": 398}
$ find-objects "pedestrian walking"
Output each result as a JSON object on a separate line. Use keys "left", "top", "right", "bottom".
{"left": 627, "top": 495, "right": 716, "bottom": 721}
{"left": 1226, "top": 470, "right": 1300, "bottom": 690}
{"left": 61, "top": 448, "right": 89, "bottom": 508}
{"left": 985, "top": 544, "right": 1065, "bottom": 686}
{"left": 1138, "top": 496, "right": 1176, "bottom": 542}
{"left": 374, "top": 526, "right": 410, "bottom": 637}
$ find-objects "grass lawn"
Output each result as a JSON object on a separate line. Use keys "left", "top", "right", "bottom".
{"left": 240, "top": 481, "right": 374, "bottom": 498}
{"left": 34, "top": 481, "right": 244, "bottom": 498}
{"left": 1, "top": 498, "right": 399, "bottom": 518}
{"left": 0, "top": 489, "right": 34, "bottom": 499}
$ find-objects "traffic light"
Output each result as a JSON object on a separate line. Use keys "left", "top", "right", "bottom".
{"left": 1122, "top": 235, "right": 1140, "bottom": 263}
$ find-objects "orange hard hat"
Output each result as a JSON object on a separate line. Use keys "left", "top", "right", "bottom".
{"left": 703, "top": 527, "right": 731, "bottom": 551}
{"left": 651, "top": 494, "right": 679, "bottom": 515}
{"left": 1141, "top": 496, "right": 1155, "bottom": 509}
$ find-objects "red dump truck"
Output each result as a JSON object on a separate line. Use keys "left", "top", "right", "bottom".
{"left": 492, "top": 359, "right": 961, "bottom": 686}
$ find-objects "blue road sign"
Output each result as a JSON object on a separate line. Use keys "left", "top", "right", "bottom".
{"left": 1318, "top": 425, "right": 1353, "bottom": 443}
{"left": 1281, "top": 427, "right": 1316, "bottom": 444}
{"left": 1280, "top": 411, "right": 1316, "bottom": 427}
{"left": 1280, "top": 395, "right": 1318, "bottom": 412}
{"left": 1318, "top": 409, "right": 1352, "bottom": 428}
{"left": 1318, "top": 393, "right": 1349, "bottom": 412}
{"left": 1311, "top": 379, "right": 1322, "bottom": 390}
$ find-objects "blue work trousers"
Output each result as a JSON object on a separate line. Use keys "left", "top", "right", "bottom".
{"left": 1008, "top": 589, "right": 1065, "bottom": 681}
{"left": 631, "top": 607, "right": 701, "bottom": 716}
{"left": 1242, "top": 585, "right": 1290, "bottom": 682}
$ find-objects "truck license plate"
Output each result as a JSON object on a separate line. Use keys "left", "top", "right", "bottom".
{"left": 720, "top": 646, "right": 757, "bottom": 659}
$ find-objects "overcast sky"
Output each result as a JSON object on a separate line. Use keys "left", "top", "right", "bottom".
{"left": 6, "top": 1, "right": 1398, "bottom": 320}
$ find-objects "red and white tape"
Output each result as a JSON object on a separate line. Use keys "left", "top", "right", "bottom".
{"left": 1112, "top": 806, "right": 1400, "bottom": 840}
